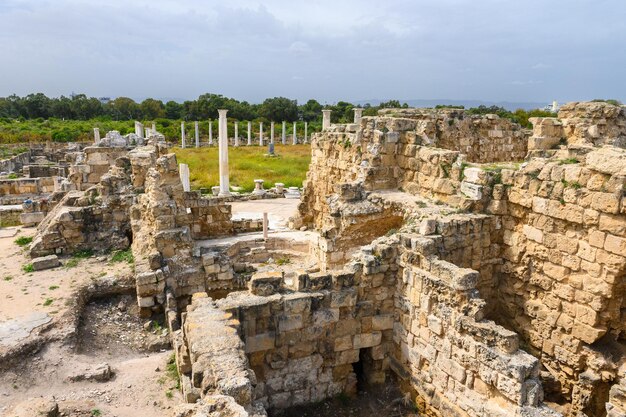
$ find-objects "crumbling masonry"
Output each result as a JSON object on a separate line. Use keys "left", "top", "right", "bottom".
{"left": 25, "top": 101, "right": 626, "bottom": 417}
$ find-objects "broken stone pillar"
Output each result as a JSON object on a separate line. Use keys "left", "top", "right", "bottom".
{"left": 152, "top": 122, "right": 156, "bottom": 132}
{"left": 322, "top": 110, "right": 332, "bottom": 130}
{"left": 93, "top": 128, "right": 100, "bottom": 144}
{"left": 293, "top": 122, "right": 297, "bottom": 145}
{"left": 275, "top": 183, "right": 284, "bottom": 193}
{"left": 282, "top": 121, "right": 286, "bottom": 145}
{"left": 247, "top": 121, "right": 252, "bottom": 146}
{"left": 304, "top": 122, "right": 308, "bottom": 143}
{"left": 179, "top": 163, "right": 190, "bottom": 192}
{"left": 135, "top": 121, "right": 144, "bottom": 138}
{"left": 270, "top": 122, "right": 275, "bottom": 144}
{"left": 253, "top": 179, "right": 265, "bottom": 195}
{"left": 181, "top": 122, "right": 186, "bottom": 148}
{"left": 234, "top": 122, "right": 239, "bottom": 147}
{"left": 268, "top": 143, "right": 275, "bottom": 156}
{"left": 260, "top": 122, "right": 264, "bottom": 146}
{"left": 194, "top": 121, "right": 199, "bottom": 148}
{"left": 353, "top": 108, "right": 363, "bottom": 124}
{"left": 218, "top": 109, "right": 230, "bottom": 197}
{"left": 208, "top": 120, "right": 213, "bottom": 145}
{"left": 263, "top": 212, "right": 268, "bottom": 239}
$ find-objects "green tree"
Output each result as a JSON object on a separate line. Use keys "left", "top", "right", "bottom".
{"left": 260, "top": 97, "right": 298, "bottom": 122}
{"left": 165, "top": 101, "right": 183, "bottom": 119}
{"left": 106, "top": 97, "right": 140, "bottom": 120}
{"left": 299, "top": 99, "right": 323, "bottom": 122}
{"left": 140, "top": 98, "right": 165, "bottom": 119}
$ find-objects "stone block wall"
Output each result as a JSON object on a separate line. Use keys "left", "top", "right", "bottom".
{"left": 0, "top": 151, "right": 30, "bottom": 173}
{"left": 0, "top": 177, "right": 56, "bottom": 197}
{"left": 66, "top": 146, "right": 129, "bottom": 191}
{"left": 177, "top": 236, "right": 400, "bottom": 413}
{"left": 496, "top": 146, "right": 626, "bottom": 415}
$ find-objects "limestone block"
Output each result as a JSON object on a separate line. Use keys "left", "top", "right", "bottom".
{"left": 331, "top": 289, "right": 357, "bottom": 308}
{"left": 353, "top": 331, "right": 382, "bottom": 349}
{"left": 461, "top": 182, "right": 483, "bottom": 200}
{"left": 244, "top": 333, "right": 275, "bottom": 353}
{"left": 32, "top": 255, "right": 60, "bottom": 271}
{"left": 248, "top": 271, "right": 283, "bottom": 296}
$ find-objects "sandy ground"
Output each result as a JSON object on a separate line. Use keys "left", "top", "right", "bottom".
{"left": 229, "top": 198, "right": 299, "bottom": 230}
{"left": 0, "top": 226, "right": 180, "bottom": 417}
{"left": 0, "top": 226, "right": 133, "bottom": 324}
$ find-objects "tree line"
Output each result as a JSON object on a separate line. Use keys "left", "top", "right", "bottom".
{"left": 0, "top": 93, "right": 407, "bottom": 124}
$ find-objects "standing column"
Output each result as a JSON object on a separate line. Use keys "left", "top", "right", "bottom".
{"left": 247, "top": 121, "right": 252, "bottom": 145}
{"left": 194, "top": 121, "right": 200, "bottom": 148}
{"left": 135, "top": 121, "right": 144, "bottom": 137}
{"left": 259, "top": 122, "right": 264, "bottom": 146}
{"left": 353, "top": 108, "right": 363, "bottom": 124}
{"left": 179, "top": 163, "right": 191, "bottom": 192}
{"left": 270, "top": 122, "right": 275, "bottom": 144}
{"left": 218, "top": 109, "right": 230, "bottom": 197}
{"left": 152, "top": 122, "right": 156, "bottom": 132}
{"left": 322, "top": 110, "right": 332, "bottom": 130}
{"left": 292, "top": 122, "right": 297, "bottom": 145}
{"left": 93, "top": 128, "right": 100, "bottom": 145}
{"left": 181, "top": 122, "right": 186, "bottom": 148}
{"left": 304, "top": 122, "right": 308, "bottom": 143}
{"left": 281, "top": 121, "right": 286, "bottom": 145}
{"left": 234, "top": 122, "right": 239, "bottom": 147}
{"left": 208, "top": 120, "right": 213, "bottom": 145}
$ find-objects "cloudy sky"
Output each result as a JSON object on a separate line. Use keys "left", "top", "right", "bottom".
{"left": 0, "top": 0, "right": 624, "bottom": 104}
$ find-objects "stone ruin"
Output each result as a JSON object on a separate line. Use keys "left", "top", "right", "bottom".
{"left": 5, "top": 101, "right": 626, "bottom": 417}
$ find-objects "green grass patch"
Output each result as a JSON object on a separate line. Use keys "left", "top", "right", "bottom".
{"left": 91, "top": 410, "right": 102, "bottom": 417}
{"left": 65, "top": 258, "right": 79, "bottom": 268}
{"left": 43, "top": 298, "right": 54, "bottom": 306}
{"left": 48, "top": 285, "right": 59, "bottom": 290}
{"left": 110, "top": 248, "right": 134, "bottom": 264}
{"left": 22, "top": 263, "right": 34, "bottom": 273}
{"left": 14, "top": 236, "right": 33, "bottom": 246}
{"left": 172, "top": 144, "right": 311, "bottom": 192}
{"left": 3, "top": 275, "right": 13, "bottom": 281}
{"left": 166, "top": 353, "right": 181, "bottom": 390}
{"left": 558, "top": 158, "right": 579, "bottom": 165}
{"left": 73, "top": 249, "right": 93, "bottom": 258}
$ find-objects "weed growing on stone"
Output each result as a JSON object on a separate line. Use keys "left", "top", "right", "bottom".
{"left": 14, "top": 236, "right": 33, "bottom": 246}
{"left": 558, "top": 158, "right": 579, "bottom": 165}
{"left": 43, "top": 298, "right": 54, "bottom": 306}
{"left": 3, "top": 275, "right": 12, "bottom": 281}
{"left": 91, "top": 410, "right": 102, "bottom": 417}
{"left": 22, "top": 263, "right": 34, "bottom": 273}
{"left": 49, "top": 285, "right": 59, "bottom": 290}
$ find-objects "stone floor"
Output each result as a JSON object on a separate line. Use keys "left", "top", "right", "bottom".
{"left": 229, "top": 198, "right": 299, "bottom": 230}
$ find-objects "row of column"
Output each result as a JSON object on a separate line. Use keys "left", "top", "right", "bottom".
{"left": 178, "top": 108, "right": 364, "bottom": 196}
{"left": 180, "top": 120, "right": 310, "bottom": 149}
{"left": 94, "top": 108, "right": 364, "bottom": 145}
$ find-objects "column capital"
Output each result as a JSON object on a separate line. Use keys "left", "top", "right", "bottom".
{"left": 218, "top": 109, "right": 228, "bottom": 118}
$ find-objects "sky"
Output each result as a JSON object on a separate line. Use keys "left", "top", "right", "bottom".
{"left": 0, "top": 0, "right": 624, "bottom": 104}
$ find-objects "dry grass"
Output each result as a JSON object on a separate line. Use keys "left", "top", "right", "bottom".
{"left": 172, "top": 144, "right": 311, "bottom": 192}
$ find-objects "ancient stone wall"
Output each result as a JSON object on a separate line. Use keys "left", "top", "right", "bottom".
{"left": 497, "top": 146, "right": 626, "bottom": 415}
{"left": 177, "top": 236, "right": 400, "bottom": 413}
{"left": 377, "top": 108, "right": 529, "bottom": 163}
{"left": 393, "top": 230, "right": 556, "bottom": 417}
{"left": 0, "top": 177, "right": 57, "bottom": 197}
{"left": 0, "top": 151, "right": 30, "bottom": 173}
{"left": 66, "top": 146, "right": 129, "bottom": 191}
